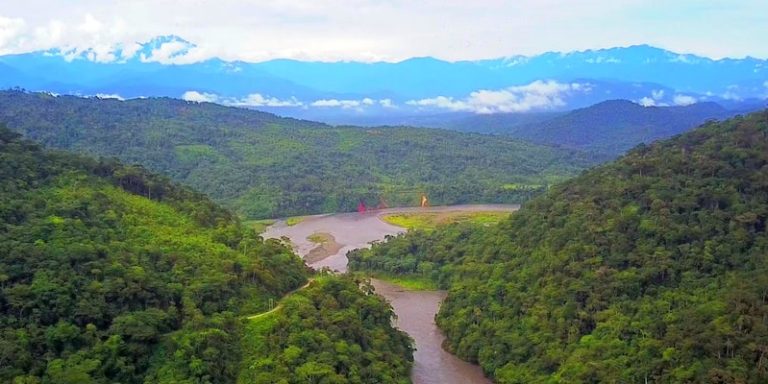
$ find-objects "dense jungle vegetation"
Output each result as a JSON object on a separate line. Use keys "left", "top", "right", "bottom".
{"left": 349, "top": 111, "right": 768, "bottom": 383}
{"left": 0, "top": 127, "right": 412, "bottom": 383}
{"left": 239, "top": 275, "right": 413, "bottom": 384}
{"left": 0, "top": 90, "right": 596, "bottom": 218}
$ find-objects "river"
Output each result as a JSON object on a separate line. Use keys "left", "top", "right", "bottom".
{"left": 262, "top": 204, "right": 518, "bottom": 384}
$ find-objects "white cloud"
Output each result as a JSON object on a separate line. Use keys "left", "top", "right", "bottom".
{"left": 0, "top": 16, "right": 25, "bottom": 54}
{"left": 88, "top": 44, "right": 118, "bottom": 63}
{"left": 670, "top": 54, "right": 693, "bottom": 63}
{"left": 764, "top": 80, "right": 768, "bottom": 88}
{"left": 182, "top": 91, "right": 303, "bottom": 107}
{"left": 140, "top": 40, "right": 189, "bottom": 63}
{"left": 34, "top": 20, "right": 64, "bottom": 47}
{"left": 120, "top": 42, "right": 142, "bottom": 60}
{"left": 638, "top": 97, "right": 656, "bottom": 107}
{"left": 0, "top": 2, "right": 767, "bottom": 62}
{"left": 585, "top": 56, "right": 621, "bottom": 64}
{"left": 673, "top": 94, "right": 697, "bottom": 106}
{"left": 182, "top": 91, "right": 218, "bottom": 103}
{"left": 721, "top": 85, "right": 743, "bottom": 101}
{"left": 94, "top": 93, "right": 124, "bottom": 100}
{"left": 182, "top": 91, "right": 392, "bottom": 110}
{"left": 231, "top": 93, "right": 303, "bottom": 107}
{"left": 408, "top": 96, "right": 459, "bottom": 109}
{"left": 77, "top": 13, "right": 102, "bottom": 34}
{"left": 182, "top": 93, "right": 394, "bottom": 109}
{"left": 640, "top": 89, "right": 669, "bottom": 106}
{"left": 311, "top": 99, "right": 362, "bottom": 109}
{"left": 407, "top": 80, "right": 588, "bottom": 114}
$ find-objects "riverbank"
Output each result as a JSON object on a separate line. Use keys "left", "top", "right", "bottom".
{"left": 381, "top": 210, "right": 513, "bottom": 231}
{"left": 261, "top": 204, "right": 516, "bottom": 384}
{"left": 357, "top": 272, "right": 438, "bottom": 291}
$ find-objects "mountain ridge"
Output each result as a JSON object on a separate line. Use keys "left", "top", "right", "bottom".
{"left": 501, "top": 99, "right": 741, "bottom": 156}
{"left": 1, "top": 38, "right": 765, "bottom": 122}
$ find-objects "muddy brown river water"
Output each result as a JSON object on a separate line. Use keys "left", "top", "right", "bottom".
{"left": 263, "top": 204, "right": 518, "bottom": 384}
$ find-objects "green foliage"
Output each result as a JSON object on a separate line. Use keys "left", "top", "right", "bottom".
{"left": 243, "top": 219, "right": 277, "bottom": 234}
{"left": 306, "top": 233, "right": 330, "bottom": 244}
{"left": 285, "top": 216, "right": 307, "bottom": 226}
{"left": 380, "top": 211, "right": 512, "bottom": 231}
{"left": 350, "top": 111, "right": 768, "bottom": 383}
{"left": 238, "top": 275, "right": 414, "bottom": 384}
{"left": 0, "top": 126, "right": 308, "bottom": 383}
{"left": 362, "top": 273, "right": 438, "bottom": 291}
{"left": 0, "top": 90, "right": 596, "bottom": 218}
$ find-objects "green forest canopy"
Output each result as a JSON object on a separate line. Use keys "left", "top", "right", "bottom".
{"left": 349, "top": 111, "right": 768, "bottom": 383}
{"left": 0, "top": 127, "right": 412, "bottom": 383}
{"left": 0, "top": 90, "right": 597, "bottom": 218}
{"left": 239, "top": 275, "right": 413, "bottom": 384}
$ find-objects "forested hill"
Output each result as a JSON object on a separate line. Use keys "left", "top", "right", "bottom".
{"left": 504, "top": 100, "right": 739, "bottom": 157}
{"left": 0, "top": 127, "right": 415, "bottom": 383}
{"left": 349, "top": 111, "right": 768, "bottom": 382}
{"left": 0, "top": 90, "right": 596, "bottom": 218}
{"left": 0, "top": 125, "right": 310, "bottom": 382}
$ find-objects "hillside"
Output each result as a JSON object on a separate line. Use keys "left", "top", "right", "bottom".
{"left": 349, "top": 111, "right": 768, "bottom": 382}
{"left": 239, "top": 275, "right": 413, "bottom": 384}
{"left": 0, "top": 90, "right": 595, "bottom": 218}
{"left": 0, "top": 127, "right": 412, "bottom": 383}
{"left": 503, "top": 100, "right": 739, "bottom": 157}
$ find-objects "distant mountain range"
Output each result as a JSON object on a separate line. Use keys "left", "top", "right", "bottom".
{"left": 469, "top": 100, "right": 753, "bottom": 157}
{"left": 0, "top": 35, "right": 765, "bottom": 123}
{"left": 370, "top": 100, "right": 758, "bottom": 158}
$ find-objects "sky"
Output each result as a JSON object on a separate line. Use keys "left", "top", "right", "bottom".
{"left": 0, "top": 0, "right": 767, "bottom": 63}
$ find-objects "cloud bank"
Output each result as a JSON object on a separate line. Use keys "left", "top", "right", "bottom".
{"left": 1, "top": 2, "right": 768, "bottom": 62}
{"left": 181, "top": 91, "right": 218, "bottom": 103}
{"left": 407, "top": 81, "right": 590, "bottom": 114}
{"left": 639, "top": 89, "right": 668, "bottom": 107}
{"left": 672, "top": 94, "right": 697, "bottom": 106}
{"left": 182, "top": 91, "right": 394, "bottom": 110}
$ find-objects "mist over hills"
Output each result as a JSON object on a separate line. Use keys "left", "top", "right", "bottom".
{"left": 0, "top": 35, "right": 766, "bottom": 124}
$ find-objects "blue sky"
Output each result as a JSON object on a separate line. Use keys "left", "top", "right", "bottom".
{"left": 0, "top": 0, "right": 767, "bottom": 62}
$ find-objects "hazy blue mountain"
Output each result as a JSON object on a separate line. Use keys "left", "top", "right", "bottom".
{"left": 502, "top": 99, "right": 744, "bottom": 156}
{"left": 0, "top": 36, "right": 766, "bottom": 123}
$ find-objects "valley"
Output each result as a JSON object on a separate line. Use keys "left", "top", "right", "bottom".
{"left": 1, "top": 5, "right": 766, "bottom": 381}
{"left": 263, "top": 205, "right": 519, "bottom": 383}
{"left": 349, "top": 112, "right": 768, "bottom": 382}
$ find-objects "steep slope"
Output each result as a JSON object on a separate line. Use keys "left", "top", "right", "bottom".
{"left": 239, "top": 276, "right": 413, "bottom": 384}
{"left": 506, "top": 100, "right": 738, "bottom": 156}
{"left": 0, "top": 90, "right": 595, "bottom": 218}
{"left": 349, "top": 111, "right": 768, "bottom": 383}
{"left": 0, "top": 127, "right": 414, "bottom": 383}
{"left": 0, "top": 126, "right": 309, "bottom": 382}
